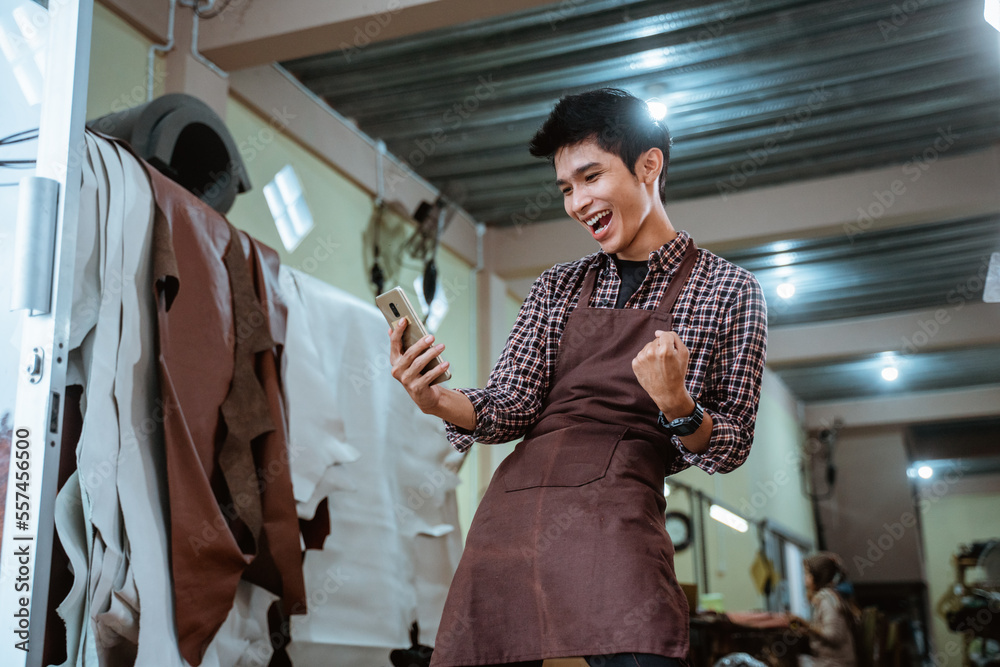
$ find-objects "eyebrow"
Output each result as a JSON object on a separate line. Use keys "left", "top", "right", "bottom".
{"left": 555, "top": 161, "right": 601, "bottom": 187}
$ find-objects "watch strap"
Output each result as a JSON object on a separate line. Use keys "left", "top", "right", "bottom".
{"left": 657, "top": 401, "right": 704, "bottom": 437}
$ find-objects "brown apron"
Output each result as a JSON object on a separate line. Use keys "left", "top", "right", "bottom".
{"left": 432, "top": 241, "right": 700, "bottom": 666}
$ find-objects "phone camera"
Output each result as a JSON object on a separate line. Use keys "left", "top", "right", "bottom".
{"left": 390, "top": 303, "right": 400, "bottom": 317}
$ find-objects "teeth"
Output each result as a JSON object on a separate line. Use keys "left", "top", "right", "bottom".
{"left": 584, "top": 210, "right": 610, "bottom": 226}
{"left": 584, "top": 211, "right": 611, "bottom": 234}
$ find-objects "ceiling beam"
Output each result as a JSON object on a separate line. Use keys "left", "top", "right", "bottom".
{"left": 194, "top": 0, "right": 562, "bottom": 71}
{"left": 767, "top": 302, "right": 1000, "bottom": 366}
{"left": 229, "top": 64, "right": 479, "bottom": 266}
{"left": 804, "top": 385, "right": 1000, "bottom": 431}
{"left": 488, "top": 144, "right": 1000, "bottom": 287}
{"left": 98, "top": 0, "right": 170, "bottom": 42}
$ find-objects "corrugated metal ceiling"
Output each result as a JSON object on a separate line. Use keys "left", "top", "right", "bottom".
{"left": 280, "top": 0, "right": 1000, "bottom": 406}
{"left": 284, "top": 0, "right": 1000, "bottom": 226}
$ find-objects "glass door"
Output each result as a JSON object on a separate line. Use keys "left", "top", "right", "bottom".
{"left": 0, "top": 1, "right": 93, "bottom": 665}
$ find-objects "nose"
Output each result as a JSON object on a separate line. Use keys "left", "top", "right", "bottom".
{"left": 569, "top": 188, "right": 593, "bottom": 219}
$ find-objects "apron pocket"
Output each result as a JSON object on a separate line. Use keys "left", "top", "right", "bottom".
{"left": 502, "top": 422, "right": 628, "bottom": 491}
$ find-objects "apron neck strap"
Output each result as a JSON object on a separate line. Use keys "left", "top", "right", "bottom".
{"left": 578, "top": 238, "right": 699, "bottom": 312}
{"left": 655, "top": 238, "right": 699, "bottom": 315}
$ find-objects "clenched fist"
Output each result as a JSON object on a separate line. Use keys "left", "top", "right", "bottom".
{"left": 631, "top": 329, "right": 695, "bottom": 419}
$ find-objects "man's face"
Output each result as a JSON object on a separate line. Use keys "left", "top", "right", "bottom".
{"left": 554, "top": 138, "right": 657, "bottom": 260}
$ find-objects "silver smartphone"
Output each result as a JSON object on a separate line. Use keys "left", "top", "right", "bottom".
{"left": 376, "top": 286, "right": 452, "bottom": 386}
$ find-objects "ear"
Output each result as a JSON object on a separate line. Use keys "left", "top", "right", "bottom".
{"left": 636, "top": 148, "right": 664, "bottom": 187}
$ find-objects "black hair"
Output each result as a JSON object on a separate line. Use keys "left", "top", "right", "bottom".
{"left": 805, "top": 551, "right": 847, "bottom": 591}
{"left": 529, "top": 88, "right": 672, "bottom": 202}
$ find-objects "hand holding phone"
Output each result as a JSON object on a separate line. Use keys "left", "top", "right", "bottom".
{"left": 377, "top": 287, "right": 452, "bottom": 386}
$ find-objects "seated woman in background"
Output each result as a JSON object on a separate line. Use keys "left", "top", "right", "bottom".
{"left": 799, "top": 552, "right": 859, "bottom": 667}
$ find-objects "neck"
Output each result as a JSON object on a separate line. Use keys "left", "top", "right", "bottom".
{"left": 618, "top": 207, "right": 677, "bottom": 261}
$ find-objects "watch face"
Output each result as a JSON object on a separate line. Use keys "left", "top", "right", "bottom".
{"left": 665, "top": 511, "right": 692, "bottom": 552}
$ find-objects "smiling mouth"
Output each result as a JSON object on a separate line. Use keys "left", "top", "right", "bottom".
{"left": 584, "top": 210, "right": 612, "bottom": 236}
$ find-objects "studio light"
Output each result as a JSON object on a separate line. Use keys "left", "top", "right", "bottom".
{"left": 881, "top": 366, "right": 899, "bottom": 382}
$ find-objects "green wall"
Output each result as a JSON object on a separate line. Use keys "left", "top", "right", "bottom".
{"left": 87, "top": 3, "right": 479, "bottom": 536}
{"left": 920, "top": 489, "right": 1000, "bottom": 667}
{"left": 87, "top": 2, "right": 817, "bottom": 596}
{"left": 670, "top": 375, "right": 812, "bottom": 613}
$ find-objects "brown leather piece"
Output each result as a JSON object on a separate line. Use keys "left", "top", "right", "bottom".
{"left": 432, "top": 242, "right": 699, "bottom": 666}
{"left": 142, "top": 159, "right": 305, "bottom": 666}
{"left": 218, "top": 222, "right": 274, "bottom": 551}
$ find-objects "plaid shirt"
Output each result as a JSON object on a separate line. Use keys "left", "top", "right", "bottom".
{"left": 445, "top": 230, "right": 767, "bottom": 475}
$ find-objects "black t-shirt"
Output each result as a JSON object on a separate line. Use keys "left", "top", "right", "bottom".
{"left": 611, "top": 256, "right": 649, "bottom": 308}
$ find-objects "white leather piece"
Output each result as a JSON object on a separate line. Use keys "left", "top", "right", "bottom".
{"left": 76, "top": 134, "right": 128, "bottom": 667}
{"left": 199, "top": 581, "right": 279, "bottom": 667}
{"left": 280, "top": 268, "right": 462, "bottom": 660}
{"left": 55, "top": 134, "right": 286, "bottom": 666}
{"left": 53, "top": 472, "right": 88, "bottom": 666}
{"left": 394, "top": 414, "right": 463, "bottom": 646}
{"left": 278, "top": 268, "right": 360, "bottom": 510}
{"left": 105, "top": 140, "right": 186, "bottom": 667}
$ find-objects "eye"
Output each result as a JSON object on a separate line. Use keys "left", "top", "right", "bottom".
{"left": 585, "top": 172, "right": 601, "bottom": 182}
{"left": 560, "top": 186, "right": 572, "bottom": 196}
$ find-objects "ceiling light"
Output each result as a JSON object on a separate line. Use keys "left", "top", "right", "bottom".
{"left": 709, "top": 504, "right": 748, "bottom": 533}
{"left": 881, "top": 366, "right": 899, "bottom": 382}
{"left": 917, "top": 465, "right": 934, "bottom": 479}
{"left": 646, "top": 99, "right": 668, "bottom": 121}
{"left": 633, "top": 51, "right": 668, "bottom": 71}
{"left": 987, "top": 1, "right": 1000, "bottom": 31}
{"left": 777, "top": 282, "right": 795, "bottom": 299}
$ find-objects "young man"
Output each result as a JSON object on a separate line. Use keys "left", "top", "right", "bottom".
{"left": 389, "top": 88, "right": 767, "bottom": 667}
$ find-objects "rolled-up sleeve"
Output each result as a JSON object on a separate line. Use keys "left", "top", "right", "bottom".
{"left": 443, "top": 274, "right": 553, "bottom": 452}
{"left": 671, "top": 271, "right": 767, "bottom": 474}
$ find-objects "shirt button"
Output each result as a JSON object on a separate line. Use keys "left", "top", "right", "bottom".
{"left": 597, "top": 299, "right": 611, "bottom": 308}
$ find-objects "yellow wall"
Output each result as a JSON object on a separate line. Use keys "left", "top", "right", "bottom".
{"left": 223, "top": 98, "right": 479, "bottom": 534}
{"left": 87, "top": 0, "right": 816, "bottom": 610}
{"left": 86, "top": 3, "right": 164, "bottom": 121}
{"left": 670, "top": 374, "right": 813, "bottom": 613}
{"left": 87, "top": 3, "right": 480, "bottom": 535}
{"left": 920, "top": 489, "right": 1000, "bottom": 667}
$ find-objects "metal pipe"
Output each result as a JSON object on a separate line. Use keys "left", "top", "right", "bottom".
{"left": 189, "top": 1, "right": 229, "bottom": 80}
{"left": 147, "top": 0, "right": 177, "bottom": 101}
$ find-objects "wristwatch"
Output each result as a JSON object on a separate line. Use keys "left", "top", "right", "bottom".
{"left": 657, "top": 401, "right": 704, "bottom": 437}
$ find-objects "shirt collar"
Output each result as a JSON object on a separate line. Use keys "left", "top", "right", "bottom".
{"left": 597, "top": 230, "right": 691, "bottom": 275}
